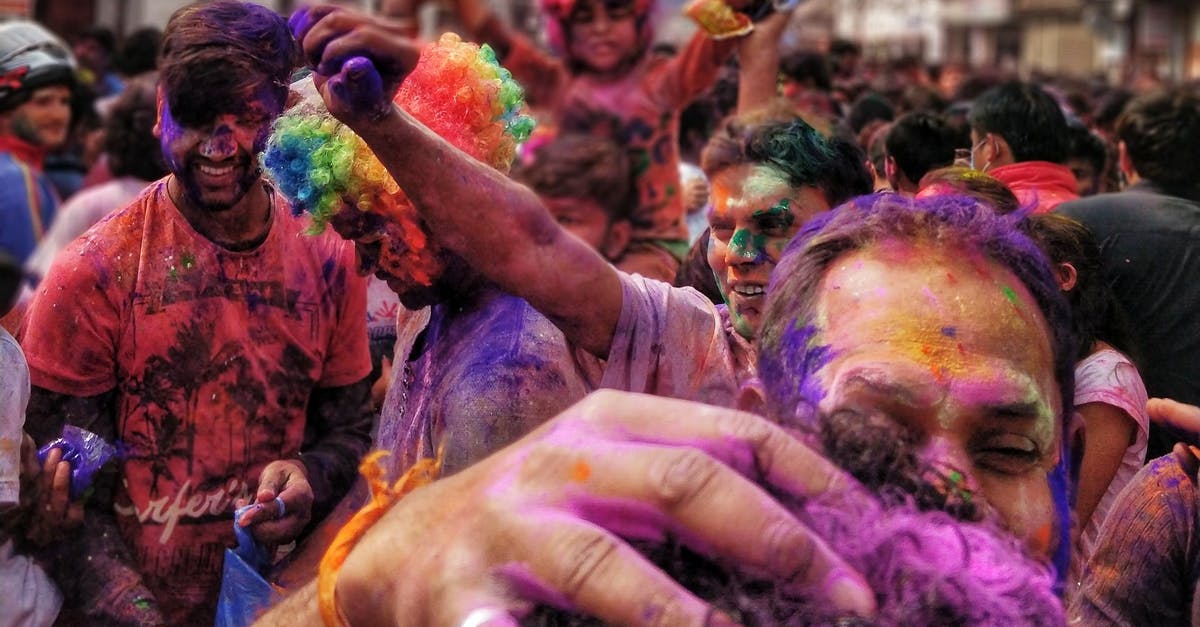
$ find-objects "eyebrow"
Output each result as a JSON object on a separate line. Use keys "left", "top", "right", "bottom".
{"left": 751, "top": 199, "right": 794, "bottom": 222}
{"left": 841, "top": 367, "right": 1046, "bottom": 421}
{"left": 842, "top": 368, "right": 941, "bottom": 410}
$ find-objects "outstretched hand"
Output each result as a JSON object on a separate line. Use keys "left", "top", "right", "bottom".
{"left": 326, "top": 390, "right": 876, "bottom": 626}
{"left": 290, "top": 5, "right": 423, "bottom": 125}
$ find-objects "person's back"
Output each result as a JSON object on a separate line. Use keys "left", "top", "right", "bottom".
{"left": 1058, "top": 88, "right": 1200, "bottom": 458}
{"left": 883, "top": 111, "right": 956, "bottom": 194}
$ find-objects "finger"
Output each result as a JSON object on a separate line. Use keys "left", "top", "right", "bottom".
{"left": 565, "top": 391, "right": 853, "bottom": 499}
{"left": 38, "top": 447, "right": 63, "bottom": 506}
{"left": 327, "top": 57, "right": 387, "bottom": 115}
{"left": 51, "top": 460, "right": 72, "bottom": 508}
{"left": 317, "top": 29, "right": 422, "bottom": 80}
{"left": 519, "top": 438, "right": 875, "bottom": 615}
{"left": 289, "top": 5, "right": 339, "bottom": 63}
{"left": 1174, "top": 442, "right": 1200, "bottom": 477}
{"left": 296, "top": 7, "right": 352, "bottom": 72}
{"left": 1148, "top": 397, "right": 1200, "bottom": 436}
{"left": 300, "top": 8, "right": 377, "bottom": 76}
{"left": 250, "top": 485, "right": 313, "bottom": 543}
{"left": 493, "top": 514, "right": 730, "bottom": 625}
{"left": 65, "top": 501, "right": 84, "bottom": 529}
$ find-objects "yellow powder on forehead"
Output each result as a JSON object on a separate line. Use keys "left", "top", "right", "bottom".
{"left": 818, "top": 239, "right": 1054, "bottom": 382}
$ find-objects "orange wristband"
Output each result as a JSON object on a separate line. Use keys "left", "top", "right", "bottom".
{"left": 317, "top": 449, "right": 444, "bottom": 627}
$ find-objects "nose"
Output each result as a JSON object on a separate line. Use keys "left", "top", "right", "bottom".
{"left": 199, "top": 119, "right": 237, "bottom": 160}
{"left": 920, "top": 436, "right": 983, "bottom": 517}
{"left": 726, "top": 229, "right": 763, "bottom": 265}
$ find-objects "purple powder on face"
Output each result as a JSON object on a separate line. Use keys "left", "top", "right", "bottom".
{"left": 760, "top": 320, "right": 835, "bottom": 429}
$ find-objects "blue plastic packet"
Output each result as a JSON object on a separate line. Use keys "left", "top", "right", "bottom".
{"left": 36, "top": 425, "right": 118, "bottom": 500}
{"left": 214, "top": 505, "right": 281, "bottom": 627}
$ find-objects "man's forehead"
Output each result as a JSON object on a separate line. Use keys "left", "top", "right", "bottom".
{"left": 814, "top": 241, "right": 1056, "bottom": 373}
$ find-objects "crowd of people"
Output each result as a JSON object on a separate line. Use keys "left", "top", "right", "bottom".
{"left": 1, "top": 0, "right": 1200, "bottom": 625}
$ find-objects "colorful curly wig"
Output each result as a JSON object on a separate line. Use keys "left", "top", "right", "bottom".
{"left": 263, "top": 33, "right": 535, "bottom": 286}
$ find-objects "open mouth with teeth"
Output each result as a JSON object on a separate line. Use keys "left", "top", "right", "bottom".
{"left": 198, "top": 163, "right": 235, "bottom": 176}
{"left": 732, "top": 284, "right": 765, "bottom": 297}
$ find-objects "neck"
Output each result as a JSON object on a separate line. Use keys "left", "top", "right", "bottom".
{"left": 0, "top": 135, "right": 47, "bottom": 169}
{"left": 167, "top": 176, "right": 272, "bottom": 250}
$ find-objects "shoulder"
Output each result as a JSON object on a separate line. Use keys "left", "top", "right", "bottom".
{"left": 620, "top": 271, "right": 720, "bottom": 322}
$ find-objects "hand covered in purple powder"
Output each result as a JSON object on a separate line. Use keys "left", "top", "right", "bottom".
{"left": 328, "top": 390, "right": 876, "bottom": 626}
{"left": 290, "top": 5, "right": 422, "bottom": 125}
{"left": 238, "top": 459, "right": 314, "bottom": 545}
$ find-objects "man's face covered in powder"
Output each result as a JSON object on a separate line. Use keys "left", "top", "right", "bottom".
{"left": 156, "top": 76, "right": 284, "bottom": 213}
{"left": 804, "top": 239, "right": 1062, "bottom": 559}
{"left": 708, "top": 163, "right": 829, "bottom": 340}
{"left": 327, "top": 205, "right": 450, "bottom": 310}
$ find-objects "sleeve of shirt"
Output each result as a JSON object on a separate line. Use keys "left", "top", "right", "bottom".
{"left": 600, "top": 272, "right": 739, "bottom": 407}
{"left": 21, "top": 240, "right": 121, "bottom": 397}
{"left": 1069, "top": 455, "right": 1197, "bottom": 626}
{"left": 316, "top": 242, "right": 371, "bottom": 388}
{"left": 647, "top": 31, "right": 737, "bottom": 110}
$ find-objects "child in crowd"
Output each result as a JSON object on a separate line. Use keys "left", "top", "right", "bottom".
{"left": 1025, "top": 213, "right": 1149, "bottom": 582}
{"left": 514, "top": 134, "right": 634, "bottom": 263}
{"left": 403, "top": 0, "right": 770, "bottom": 280}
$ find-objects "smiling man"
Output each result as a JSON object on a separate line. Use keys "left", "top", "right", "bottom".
{"left": 19, "top": 3, "right": 373, "bottom": 624}
{"left": 0, "top": 21, "right": 74, "bottom": 265}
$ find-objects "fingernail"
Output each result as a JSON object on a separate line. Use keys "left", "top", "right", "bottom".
{"left": 824, "top": 570, "right": 876, "bottom": 618}
{"left": 705, "top": 609, "right": 742, "bottom": 627}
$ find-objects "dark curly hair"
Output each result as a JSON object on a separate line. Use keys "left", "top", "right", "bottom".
{"left": 104, "top": 75, "right": 165, "bottom": 182}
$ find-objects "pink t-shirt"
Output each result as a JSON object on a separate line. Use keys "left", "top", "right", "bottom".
{"left": 1073, "top": 347, "right": 1149, "bottom": 564}
{"left": 20, "top": 180, "right": 370, "bottom": 624}
{"left": 601, "top": 273, "right": 752, "bottom": 408}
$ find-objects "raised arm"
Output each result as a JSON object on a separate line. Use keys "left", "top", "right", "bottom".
{"left": 291, "top": 7, "right": 623, "bottom": 358}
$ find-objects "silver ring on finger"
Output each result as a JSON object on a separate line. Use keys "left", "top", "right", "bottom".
{"left": 459, "top": 607, "right": 510, "bottom": 627}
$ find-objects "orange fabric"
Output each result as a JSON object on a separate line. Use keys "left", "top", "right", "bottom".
{"left": 318, "top": 449, "right": 443, "bottom": 627}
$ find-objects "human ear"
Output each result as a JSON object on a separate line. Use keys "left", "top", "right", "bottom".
{"left": 153, "top": 84, "right": 164, "bottom": 139}
{"left": 1056, "top": 262, "right": 1077, "bottom": 293}
{"left": 601, "top": 219, "right": 632, "bottom": 262}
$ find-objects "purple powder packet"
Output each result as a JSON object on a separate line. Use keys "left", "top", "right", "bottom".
{"left": 36, "top": 425, "right": 117, "bottom": 500}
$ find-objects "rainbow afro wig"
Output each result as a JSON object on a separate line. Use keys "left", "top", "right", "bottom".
{"left": 263, "top": 33, "right": 535, "bottom": 286}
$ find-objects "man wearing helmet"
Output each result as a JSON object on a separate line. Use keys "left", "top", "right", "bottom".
{"left": 0, "top": 21, "right": 74, "bottom": 266}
